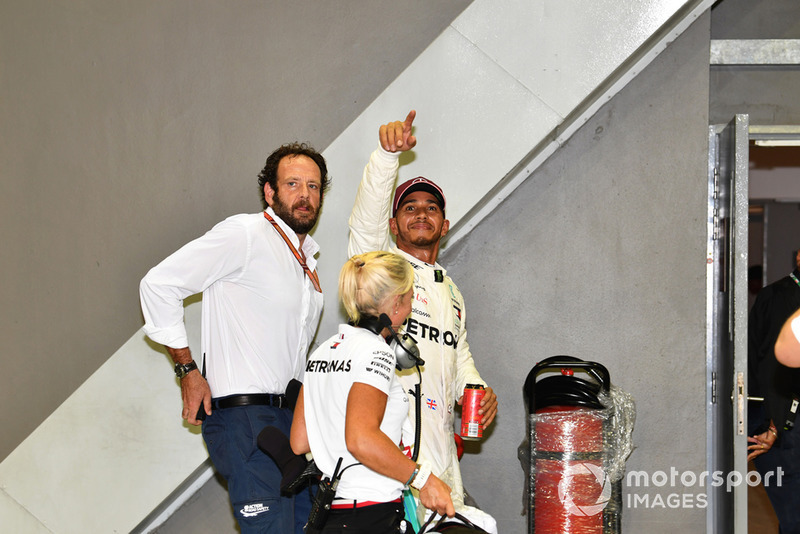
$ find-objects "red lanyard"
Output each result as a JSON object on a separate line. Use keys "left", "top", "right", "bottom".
{"left": 263, "top": 211, "right": 322, "bottom": 293}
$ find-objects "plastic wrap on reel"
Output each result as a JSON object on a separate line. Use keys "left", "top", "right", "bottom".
{"left": 523, "top": 356, "right": 634, "bottom": 534}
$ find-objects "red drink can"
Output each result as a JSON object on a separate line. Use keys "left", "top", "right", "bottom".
{"left": 460, "top": 384, "right": 485, "bottom": 441}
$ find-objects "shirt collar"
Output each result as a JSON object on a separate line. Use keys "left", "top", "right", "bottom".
{"left": 393, "top": 246, "right": 445, "bottom": 276}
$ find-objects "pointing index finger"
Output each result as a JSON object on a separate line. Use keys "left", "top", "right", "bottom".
{"left": 404, "top": 110, "right": 416, "bottom": 133}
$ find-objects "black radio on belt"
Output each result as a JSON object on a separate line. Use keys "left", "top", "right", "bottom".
{"left": 306, "top": 457, "right": 343, "bottom": 534}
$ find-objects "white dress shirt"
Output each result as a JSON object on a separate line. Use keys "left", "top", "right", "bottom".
{"left": 140, "top": 207, "right": 324, "bottom": 397}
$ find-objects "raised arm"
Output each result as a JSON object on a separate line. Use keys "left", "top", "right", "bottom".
{"left": 347, "top": 110, "right": 418, "bottom": 257}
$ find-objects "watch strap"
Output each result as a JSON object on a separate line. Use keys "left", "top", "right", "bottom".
{"left": 174, "top": 360, "right": 198, "bottom": 378}
{"left": 410, "top": 461, "right": 432, "bottom": 491}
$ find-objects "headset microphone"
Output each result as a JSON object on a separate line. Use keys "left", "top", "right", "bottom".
{"left": 379, "top": 314, "right": 424, "bottom": 467}
{"left": 378, "top": 313, "right": 424, "bottom": 370}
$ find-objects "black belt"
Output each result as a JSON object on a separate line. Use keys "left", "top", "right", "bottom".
{"left": 211, "top": 393, "right": 286, "bottom": 410}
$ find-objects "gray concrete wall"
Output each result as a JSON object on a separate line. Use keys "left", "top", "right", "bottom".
{"left": 5, "top": 0, "right": 797, "bottom": 531}
{"left": 709, "top": 0, "right": 800, "bottom": 125}
{"left": 442, "top": 13, "right": 712, "bottom": 534}
{"left": 0, "top": 0, "right": 472, "bottom": 463}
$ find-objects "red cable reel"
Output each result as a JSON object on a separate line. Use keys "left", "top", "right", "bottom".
{"left": 525, "top": 357, "right": 613, "bottom": 534}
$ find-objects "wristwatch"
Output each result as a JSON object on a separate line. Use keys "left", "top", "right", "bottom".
{"left": 174, "top": 360, "right": 198, "bottom": 379}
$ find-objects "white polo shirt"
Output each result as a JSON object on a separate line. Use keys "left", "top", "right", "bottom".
{"left": 303, "top": 324, "right": 410, "bottom": 502}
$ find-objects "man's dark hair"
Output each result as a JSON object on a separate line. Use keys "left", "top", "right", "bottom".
{"left": 257, "top": 143, "right": 330, "bottom": 209}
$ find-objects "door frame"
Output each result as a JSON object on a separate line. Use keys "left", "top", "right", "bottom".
{"left": 707, "top": 120, "right": 800, "bottom": 533}
{"left": 707, "top": 114, "right": 749, "bottom": 534}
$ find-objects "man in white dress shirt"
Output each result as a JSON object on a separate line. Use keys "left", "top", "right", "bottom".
{"left": 140, "top": 142, "right": 329, "bottom": 533}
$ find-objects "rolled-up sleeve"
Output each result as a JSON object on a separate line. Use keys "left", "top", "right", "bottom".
{"left": 139, "top": 218, "right": 249, "bottom": 349}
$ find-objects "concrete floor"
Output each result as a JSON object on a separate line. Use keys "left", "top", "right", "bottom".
{"left": 748, "top": 463, "right": 779, "bottom": 533}
{"left": 153, "top": 462, "right": 780, "bottom": 533}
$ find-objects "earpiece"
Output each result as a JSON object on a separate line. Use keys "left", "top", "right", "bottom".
{"left": 355, "top": 314, "right": 424, "bottom": 370}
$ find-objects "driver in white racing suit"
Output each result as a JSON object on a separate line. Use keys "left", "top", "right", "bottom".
{"left": 347, "top": 110, "right": 498, "bottom": 532}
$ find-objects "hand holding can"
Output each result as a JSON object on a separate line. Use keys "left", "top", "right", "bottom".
{"left": 460, "top": 384, "right": 485, "bottom": 440}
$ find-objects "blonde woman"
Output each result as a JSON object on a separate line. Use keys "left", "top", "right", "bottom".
{"left": 291, "top": 251, "right": 454, "bottom": 533}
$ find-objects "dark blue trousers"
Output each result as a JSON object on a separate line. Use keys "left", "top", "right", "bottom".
{"left": 202, "top": 404, "right": 312, "bottom": 533}
{"left": 754, "top": 420, "right": 800, "bottom": 534}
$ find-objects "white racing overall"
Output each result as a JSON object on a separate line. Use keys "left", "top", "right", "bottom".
{"left": 348, "top": 146, "right": 497, "bottom": 532}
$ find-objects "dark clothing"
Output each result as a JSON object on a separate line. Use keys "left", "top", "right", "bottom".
{"left": 748, "top": 268, "right": 800, "bottom": 534}
{"left": 752, "top": 401, "right": 800, "bottom": 534}
{"left": 202, "top": 404, "right": 312, "bottom": 534}
{"left": 322, "top": 501, "right": 411, "bottom": 534}
{"left": 749, "top": 269, "right": 800, "bottom": 435}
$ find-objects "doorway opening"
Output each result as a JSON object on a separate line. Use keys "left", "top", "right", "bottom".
{"left": 747, "top": 134, "right": 800, "bottom": 533}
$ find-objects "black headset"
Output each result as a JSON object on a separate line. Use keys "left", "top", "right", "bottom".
{"left": 356, "top": 313, "right": 425, "bottom": 370}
